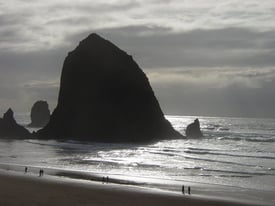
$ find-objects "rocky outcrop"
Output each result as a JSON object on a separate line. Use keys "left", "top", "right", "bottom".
{"left": 37, "top": 33, "right": 182, "bottom": 142}
{"left": 0, "top": 108, "right": 31, "bottom": 138}
{"left": 185, "top": 119, "right": 203, "bottom": 138}
{"left": 28, "top": 100, "right": 50, "bottom": 127}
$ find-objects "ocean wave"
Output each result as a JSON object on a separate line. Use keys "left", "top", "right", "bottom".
{"left": 73, "top": 159, "right": 125, "bottom": 167}
{"left": 246, "top": 138, "right": 275, "bottom": 143}
{"left": 139, "top": 149, "right": 270, "bottom": 168}
{"left": 149, "top": 151, "right": 177, "bottom": 157}
{"left": 196, "top": 173, "right": 253, "bottom": 178}
{"left": 26, "top": 140, "right": 91, "bottom": 151}
{"left": 184, "top": 150, "right": 275, "bottom": 160}
{"left": 26, "top": 140, "right": 138, "bottom": 154}
{"left": 186, "top": 147, "right": 215, "bottom": 151}
{"left": 202, "top": 168, "right": 275, "bottom": 177}
{"left": 183, "top": 155, "right": 271, "bottom": 168}
{"left": 217, "top": 175, "right": 252, "bottom": 178}
{"left": 162, "top": 149, "right": 178, "bottom": 153}
{"left": 217, "top": 136, "right": 275, "bottom": 143}
{"left": 218, "top": 128, "right": 230, "bottom": 131}
{"left": 177, "top": 167, "right": 269, "bottom": 178}
{"left": 73, "top": 158, "right": 162, "bottom": 169}
{"left": 204, "top": 127, "right": 215, "bottom": 130}
{"left": 184, "top": 166, "right": 203, "bottom": 170}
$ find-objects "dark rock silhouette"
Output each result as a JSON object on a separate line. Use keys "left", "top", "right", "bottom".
{"left": 28, "top": 100, "right": 50, "bottom": 127}
{"left": 37, "top": 33, "right": 182, "bottom": 142}
{"left": 185, "top": 118, "right": 203, "bottom": 138}
{"left": 0, "top": 108, "right": 31, "bottom": 138}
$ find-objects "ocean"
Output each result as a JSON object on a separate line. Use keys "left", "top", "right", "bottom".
{"left": 1, "top": 114, "right": 275, "bottom": 204}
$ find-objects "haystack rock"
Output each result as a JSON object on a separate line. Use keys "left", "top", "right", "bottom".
{"left": 37, "top": 33, "right": 182, "bottom": 142}
{"left": 185, "top": 118, "right": 203, "bottom": 138}
{"left": 28, "top": 100, "right": 50, "bottom": 127}
{"left": 0, "top": 108, "right": 31, "bottom": 138}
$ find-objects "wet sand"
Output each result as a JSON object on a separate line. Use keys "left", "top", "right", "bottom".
{"left": 0, "top": 170, "right": 265, "bottom": 206}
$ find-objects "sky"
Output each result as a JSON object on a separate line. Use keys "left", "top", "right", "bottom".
{"left": 1, "top": 0, "right": 275, "bottom": 118}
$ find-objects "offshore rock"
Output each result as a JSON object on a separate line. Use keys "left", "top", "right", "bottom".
{"left": 185, "top": 118, "right": 203, "bottom": 138}
{"left": 0, "top": 108, "right": 31, "bottom": 138}
{"left": 37, "top": 33, "right": 182, "bottom": 142}
{"left": 28, "top": 100, "right": 50, "bottom": 127}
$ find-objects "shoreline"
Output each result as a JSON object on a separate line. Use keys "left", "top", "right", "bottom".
{"left": 0, "top": 166, "right": 273, "bottom": 206}
{"left": 0, "top": 170, "right": 263, "bottom": 206}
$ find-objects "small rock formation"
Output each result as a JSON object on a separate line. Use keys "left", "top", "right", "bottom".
{"left": 0, "top": 108, "right": 31, "bottom": 138}
{"left": 28, "top": 100, "right": 50, "bottom": 127}
{"left": 37, "top": 33, "right": 182, "bottom": 142}
{"left": 185, "top": 119, "right": 203, "bottom": 138}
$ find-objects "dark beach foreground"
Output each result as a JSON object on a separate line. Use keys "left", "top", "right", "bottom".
{"left": 0, "top": 170, "right": 267, "bottom": 206}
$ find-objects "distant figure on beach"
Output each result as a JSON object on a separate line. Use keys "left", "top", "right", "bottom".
{"left": 182, "top": 185, "right": 185, "bottom": 194}
{"left": 188, "top": 186, "right": 191, "bottom": 195}
{"left": 24, "top": 167, "right": 28, "bottom": 173}
{"left": 39, "top": 169, "right": 44, "bottom": 177}
{"left": 102, "top": 176, "right": 110, "bottom": 184}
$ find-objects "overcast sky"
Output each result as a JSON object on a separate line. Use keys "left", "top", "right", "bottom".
{"left": 1, "top": 0, "right": 275, "bottom": 118}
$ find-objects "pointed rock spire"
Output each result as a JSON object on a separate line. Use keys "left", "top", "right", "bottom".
{"left": 0, "top": 108, "right": 31, "bottom": 138}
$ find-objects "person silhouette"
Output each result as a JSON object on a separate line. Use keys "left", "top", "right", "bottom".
{"left": 182, "top": 185, "right": 185, "bottom": 194}
{"left": 39, "top": 169, "right": 44, "bottom": 177}
{"left": 106, "top": 176, "right": 109, "bottom": 184}
{"left": 188, "top": 186, "right": 191, "bottom": 195}
{"left": 24, "top": 167, "right": 28, "bottom": 174}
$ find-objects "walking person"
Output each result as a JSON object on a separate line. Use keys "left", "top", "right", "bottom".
{"left": 24, "top": 167, "right": 28, "bottom": 174}
{"left": 188, "top": 186, "right": 191, "bottom": 195}
{"left": 182, "top": 185, "right": 185, "bottom": 194}
{"left": 39, "top": 169, "right": 44, "bottom": 177}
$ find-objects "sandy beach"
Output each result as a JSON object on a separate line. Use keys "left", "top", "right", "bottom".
{"left": 0, "top": 170, "right": 266, "bottom": 206}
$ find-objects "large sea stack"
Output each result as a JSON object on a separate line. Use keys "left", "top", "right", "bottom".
{"left": 28, "top": 100, "right": 50, "bottom": 127}
{"left": 37, "top": 33, "right": 182, "bottom": 142}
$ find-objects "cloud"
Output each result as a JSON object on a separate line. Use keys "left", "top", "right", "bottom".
{"left": 1, "top": 24, "right": 275, "bottom": 116}
{"left": 83, "top": 26, "right": 275, "bottom": 69}
{"left": 1, "top": 0, "right": 275, "bottom": 51}
{"left": 0, "top": 49, "right": 64, "bottom": 113}
{"left": 149, "top": 67, "right": 275, "bottom": 117}
{"left": 0, "top": 0, "right": 275, "bottom": 117}
{"left": 0, "top": 78, "right": 59, "bottom": 114}
{"left": 147, "top": 67, "right": 275, "bottom": 89}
